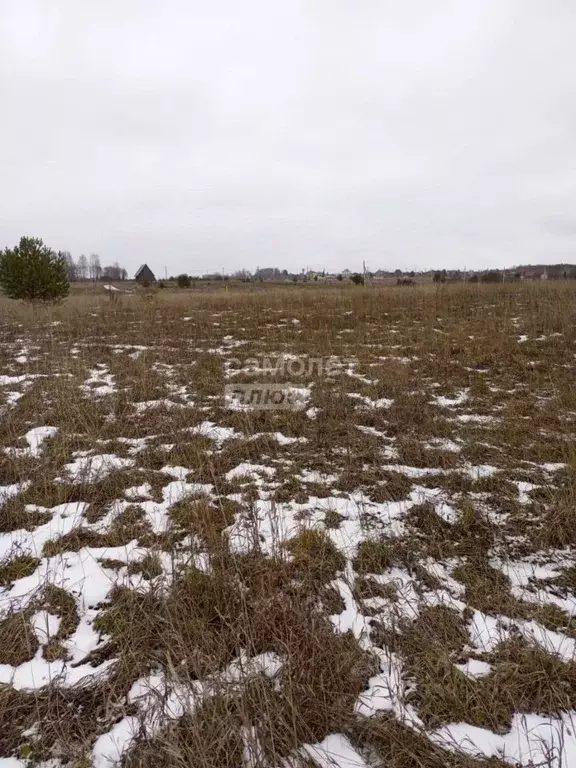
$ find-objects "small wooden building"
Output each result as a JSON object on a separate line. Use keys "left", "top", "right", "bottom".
{"left": 135, "top": 264, "right": 156, "bottom": 282}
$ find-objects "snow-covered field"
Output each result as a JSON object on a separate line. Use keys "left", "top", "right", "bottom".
{"left": 0, "top": 283, "right": 575, "bottom": 767}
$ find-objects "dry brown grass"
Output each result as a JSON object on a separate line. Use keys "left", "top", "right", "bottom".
{"left": 89, "top": 549, "right": 376, "bottom": 765}
{"left": 384, "top": 607, "right": 576, "bottom": 734}
{"left": 0, "top": 282, "right": 576, "bottom": 765}
{"left": 351, "top": 714, "right": 511, "bottom": 767}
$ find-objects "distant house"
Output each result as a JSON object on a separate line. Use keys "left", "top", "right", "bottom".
{"left": 135, "top": 264, "right": 156, "bottom": 282}
{"left": 520, "top": 269, "right": 544, "bottom": 281}
{"left": 255, "top": 267, "right": 280, "bottom": 280}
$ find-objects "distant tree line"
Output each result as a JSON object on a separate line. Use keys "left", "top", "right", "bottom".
{"left": 61, "top": 252, "right": 128, "bottom": 282}
{"left": 163, "top": 266, "right": 576, "bottom": 287}
{"left": 433, "top": 267, "right": 576, "bottom": 284}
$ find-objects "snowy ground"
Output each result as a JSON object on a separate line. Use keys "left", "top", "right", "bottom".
{"left": 0, "top": 284, "right": 575, "bottom": 767}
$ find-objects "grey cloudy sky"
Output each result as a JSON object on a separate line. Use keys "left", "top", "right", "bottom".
{"left": 1, "top": 1, "right": 575, "bottom": 275}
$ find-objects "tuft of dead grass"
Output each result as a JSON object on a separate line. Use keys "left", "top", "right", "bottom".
{"left": 0, "top": 611, "right": 38, "bottom": 665}
{"left": 354, "top": 538, "right": 413, "bottom": 574}
{"left": 0, "top": 555, "right": 40, "bottom": 586}
{"left": 285, "top": 529, "right": 346, "bottom": 583}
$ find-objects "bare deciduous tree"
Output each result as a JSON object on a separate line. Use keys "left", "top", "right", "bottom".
{"left": 61, "top": 251, "right": 77, "bottom": 282}
{"left": 89, "top": 253, "right": 102, "bottom": 281}
{"left": 77, "top": 254, "right": 88, "bottom": 280}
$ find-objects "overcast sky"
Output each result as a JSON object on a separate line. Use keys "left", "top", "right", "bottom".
{"left": 1, "top": 1, "right": 575, "bottom": 275}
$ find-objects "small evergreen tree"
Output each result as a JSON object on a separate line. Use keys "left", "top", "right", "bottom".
{"left": 0, "top": 237, "right": 69, "bottom": 302}
{"left": 433, "top": 270, "right": 446, "bottom": 284}
{"left": 177, "top": 273, "right": 191, "bottom": 288}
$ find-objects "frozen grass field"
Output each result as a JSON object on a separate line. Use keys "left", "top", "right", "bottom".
{"left": 0, "top": 281, "right": 575, "bottom": 767}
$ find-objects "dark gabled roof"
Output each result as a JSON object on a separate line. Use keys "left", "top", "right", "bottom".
{"left": 135, "top": 264, "right": 155, "bottom": 280}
